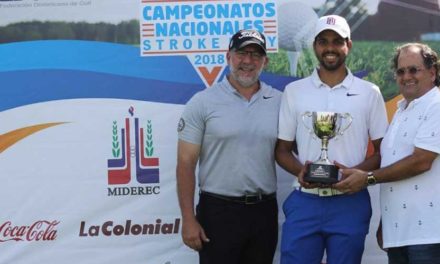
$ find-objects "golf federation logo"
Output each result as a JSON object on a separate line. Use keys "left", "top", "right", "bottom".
{"left": 107, "top": 107, "right": 160, "bottom": 196}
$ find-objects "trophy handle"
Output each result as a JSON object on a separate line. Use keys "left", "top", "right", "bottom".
{"left": 338, "top": 113, "right": 352, "bottom": 136}
{"left": 301, "top": 111, "right": 315, "bottom": 137}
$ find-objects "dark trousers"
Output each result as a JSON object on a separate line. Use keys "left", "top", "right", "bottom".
{"left": 196, "top": 193, "right": 278, "bottom": 264}
{"left": 388, "top": 243, "right": 440, "bottom": 264}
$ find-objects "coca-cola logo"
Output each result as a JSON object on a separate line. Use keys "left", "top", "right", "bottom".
{"left": 0, "top": 220, "right": 59, "bottom": 243}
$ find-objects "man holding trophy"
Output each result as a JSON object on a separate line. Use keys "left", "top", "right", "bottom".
{"left": 341, "top": 43, "right": 440, "bottom": 263}
{"left": 276, "top": 15, "right": 388, "bottom": 264}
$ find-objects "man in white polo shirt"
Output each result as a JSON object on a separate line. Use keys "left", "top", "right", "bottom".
{"left": 275, "top": 15, "right": 388, "bottom": 264}
{"left": 176, "top": 29, "right": 281, "bottom": 264}
{"left": 342, "top": 43, "right": 440, "bottom": 263}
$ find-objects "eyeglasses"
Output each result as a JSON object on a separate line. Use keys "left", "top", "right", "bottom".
{"left": 234, "top": 50, "right": 265, "bottom": 60}
{"left": 395, "top": 66, "right": 424, "bottom": 77}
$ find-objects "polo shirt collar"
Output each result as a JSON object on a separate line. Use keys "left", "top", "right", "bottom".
{"left": 397, "top": 86, "right": 439, "bottom": 111}
{"left": 222, "top": 77, "right": 237, "bottom": 93}
{"left": 222, "top": 77, "right": 266, "bottom": 101}
{"left": 311, "top": 67, "right": 354, "bottom": 90}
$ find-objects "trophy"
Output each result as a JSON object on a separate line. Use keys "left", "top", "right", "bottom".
{"left": 301, "top": 111, "right": 352, "bottom": 184}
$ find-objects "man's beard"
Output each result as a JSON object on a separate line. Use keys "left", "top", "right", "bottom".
{"left": 317, "top": 52, "right": 346, "bottom": 71}
{"left": 229, "top": 64, "right": 264, "bottom": 88}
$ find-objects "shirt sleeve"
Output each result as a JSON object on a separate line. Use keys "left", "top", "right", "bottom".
{"left": 414, "top": 101, "right": 440, "bottom": 154}
{"left": 278, "top": 86, "right": 297, "bottom": 141}
{"left": 178, "top": 93, "right": 205, "bottom": 145}
{"left": 368, "top": 86, "right": 389, "bottom": 140}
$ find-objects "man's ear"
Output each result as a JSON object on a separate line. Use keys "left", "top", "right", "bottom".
{"left": 263, "top": 56, "right": 269, "bottom": 68}
{"left": 347, "top": 39, "right": 353, "bottom": 50}
{"left": 226, "top": 51, "right": 231, "bottom": 62}
{"left": 429, "top": 67, "right": 436, "bottom": 84}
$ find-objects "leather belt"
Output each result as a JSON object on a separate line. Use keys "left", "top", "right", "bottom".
{"left": 200, "top": 191, "right": 276, "bottom": 204}
{"left": 297, "top": 187, "right": 344, "bottom": 197}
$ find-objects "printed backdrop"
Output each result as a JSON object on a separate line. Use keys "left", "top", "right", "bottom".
{"left": 1, "top": 0, "right": 439, "bottom": 263}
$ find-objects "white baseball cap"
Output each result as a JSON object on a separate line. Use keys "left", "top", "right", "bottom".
{"left": 314, "top": 15, "right": 351, "bottom": 40}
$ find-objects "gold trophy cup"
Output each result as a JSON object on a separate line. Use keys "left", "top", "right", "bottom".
{"left": 302, "top": 111, "right": 352, "bottom": 184}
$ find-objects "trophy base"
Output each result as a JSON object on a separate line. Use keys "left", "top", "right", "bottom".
{"left": 304, "top": 163, "right": 339, "bottom": 184}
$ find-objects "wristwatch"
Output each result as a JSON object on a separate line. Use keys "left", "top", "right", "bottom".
{"left": 366, "top": 171, "right": 377, "bottom": 186}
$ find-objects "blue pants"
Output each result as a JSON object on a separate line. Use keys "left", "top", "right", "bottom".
{"left": 280, "top": 189, "right": 372, "bottom": 264}
{"left": 388, "top": 243, "right": 440, "bottom": 264}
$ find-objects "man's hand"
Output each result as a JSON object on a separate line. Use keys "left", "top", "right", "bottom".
{"left": 333, "top": 167, "right": 368, "bottom": 194}
{"left": 298, "top": 161, "right": 323, "bottom": 189}
{"left": 181, "top": 217, "right": 210, "bottom": 251}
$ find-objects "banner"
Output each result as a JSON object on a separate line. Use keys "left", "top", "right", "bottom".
{"left": 1, "top": 0, "right": 439, "bottom": 263}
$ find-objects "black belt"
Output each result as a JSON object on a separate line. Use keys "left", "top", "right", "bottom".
{"left": 200, "top": 191, "right": 276, "bottom": 205}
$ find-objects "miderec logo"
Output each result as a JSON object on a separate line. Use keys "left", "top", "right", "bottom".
{"left": 107, "top": 107, "right": 160, "bottom": 197}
